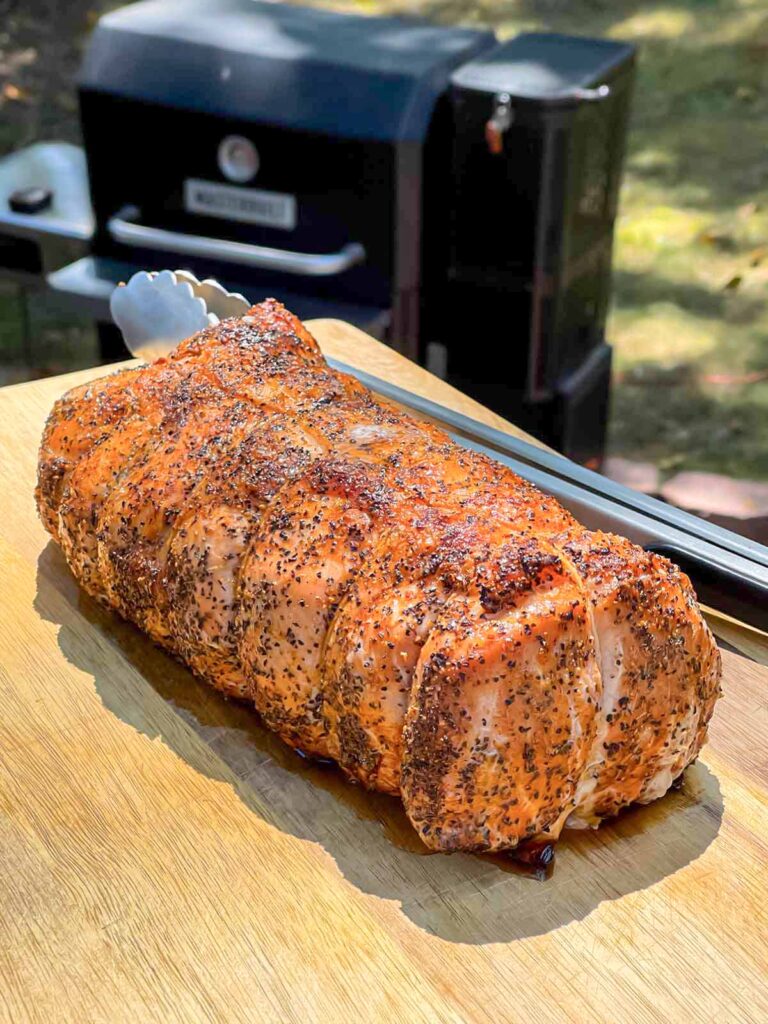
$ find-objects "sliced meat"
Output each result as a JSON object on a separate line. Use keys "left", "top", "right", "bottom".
{"left": 37, "top": 367, "right": 142, "bottom": 539}
{"left": 401, "top": 538, "right": 600, "bottom": 851}
{"left": 166, "top": 412, "right": 326, "bottom": 697}
{"left": 238, "top": 457, "right": 395, "bottom": 754}
{"left": 558, "top": 530, "right": 722, "bottom": 826}
{"left": 97, "top": 393, "right": 251, "bottom": 645}
{"left": 36, "top": 299, "right": 722, "bottom": 855}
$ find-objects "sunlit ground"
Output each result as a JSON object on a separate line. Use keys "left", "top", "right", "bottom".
{"left": 1, "top": 0, "right": 767, "bottom": 480}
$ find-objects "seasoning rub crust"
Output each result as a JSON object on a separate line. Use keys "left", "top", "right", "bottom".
{"left": 37, "top": 300, "right": 722, "bottom": 853}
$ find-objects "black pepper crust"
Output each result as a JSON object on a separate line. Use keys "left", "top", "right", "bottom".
{"left": 36, "top": 298, "right": 723, "bottom": 853}
{"left": 400, "top": 538, "right": 600, "bottom": 850}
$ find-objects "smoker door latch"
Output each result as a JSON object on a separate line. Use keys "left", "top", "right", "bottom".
{"left": 485, "top": 92, "right": 514, "bottom": 155}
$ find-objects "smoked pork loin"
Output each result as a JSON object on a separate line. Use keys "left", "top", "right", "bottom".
{"left": 37, "top": 300, "right": 722, "bottom": 852}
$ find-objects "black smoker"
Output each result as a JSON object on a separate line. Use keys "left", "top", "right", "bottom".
{"left": 0, "top": 0, "right": 635, "bottom": 463}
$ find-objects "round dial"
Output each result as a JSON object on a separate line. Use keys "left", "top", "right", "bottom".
{"left": 217, "top": 135, "right": 260, "bottom": 184}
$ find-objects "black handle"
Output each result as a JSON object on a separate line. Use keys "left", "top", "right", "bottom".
{"left": 646, "top": 545, "right": 768, "bottom": 633}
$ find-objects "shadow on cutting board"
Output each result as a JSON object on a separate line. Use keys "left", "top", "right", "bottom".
{"left": 36, "top": 543, "right": 724, "bottom": 945}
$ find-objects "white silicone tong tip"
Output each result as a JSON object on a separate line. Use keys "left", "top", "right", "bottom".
{"left": 174, "top": 272, "right": 251, "bottom": 321}
{"left": 110, "top": 269, "right": 252, "bottom": 362}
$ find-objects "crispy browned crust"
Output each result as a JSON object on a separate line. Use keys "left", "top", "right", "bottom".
{"left": 36, "top": 298, "right": 722, "bottom": 852}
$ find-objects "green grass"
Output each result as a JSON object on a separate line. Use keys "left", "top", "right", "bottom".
{"left": 2, "top": 0, "right": 767, "bottom": 477}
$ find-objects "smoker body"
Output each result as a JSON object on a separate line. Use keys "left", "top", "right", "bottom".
{"left": 0, "top": 0, "right": 635, "bottom": 462}
{"left": 423, "top": 33, "right": 635, "bottom": 460}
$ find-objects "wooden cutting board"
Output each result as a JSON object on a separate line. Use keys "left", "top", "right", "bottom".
{"left": 1, "top": 319, "right": 766, "bottom": 1024}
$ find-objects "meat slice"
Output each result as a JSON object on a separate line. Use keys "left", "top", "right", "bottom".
{"left": 166, "top": 412, "right": 326, "bottom": 697}
{"left": 37, "top": 367, "right": 142, "bottom": 539}
{"left": 56, "top": 359, "right": 221, "bottom": 602}
{"left": 321, "top": 454, "right": 578, "bottom": 794}
{"left": 238, "top": 457, "right": 394, "bottom": 754}
{"left": 97, "top": 393, "right": 251, "bottom": 645}
{"left": 59, "top": 415, "right": 157, "bottom": 601}
{"left": 557, "top": 531, "right": 722, "bottom": 825}
{"left": 321, "top": 510, "right": 454, "bottom": 793}
{"left": 36, "top": 299, "right": 722, "bottom": 855}
{"left": 401, "top": 537, "right": 600, "bottom": 851}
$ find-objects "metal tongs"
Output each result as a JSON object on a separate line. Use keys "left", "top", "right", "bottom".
{"left": 111, "top": 270, "right": 768, "bottom": 633}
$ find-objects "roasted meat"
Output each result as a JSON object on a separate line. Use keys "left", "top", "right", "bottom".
{"left": 37, "top": 300, "right": 722, "bottom": 852}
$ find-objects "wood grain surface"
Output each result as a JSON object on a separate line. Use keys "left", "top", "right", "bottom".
{"left": 0, "top": 319, "right": 766, "bottom": 1024}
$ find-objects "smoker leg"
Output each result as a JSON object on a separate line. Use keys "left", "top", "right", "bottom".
{"left": 97, "top": 320, "right": 130, "bottom": 364}
{"left": 17, "top": 285, "right": 32, "bottom": 366}
{"left": 535, "top": 344, "right": 613, "bottom": 467}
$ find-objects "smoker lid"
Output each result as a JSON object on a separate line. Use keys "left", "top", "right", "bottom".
{"left": 451, "top": 32, "right": 635, "bottom": 104}
{"left": 80, "top": 0, "right": 495, "bottom": 142}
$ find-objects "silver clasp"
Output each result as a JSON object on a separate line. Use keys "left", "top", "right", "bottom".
{"left": 485, "top": 92, "right": 514, "bottom": 155}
